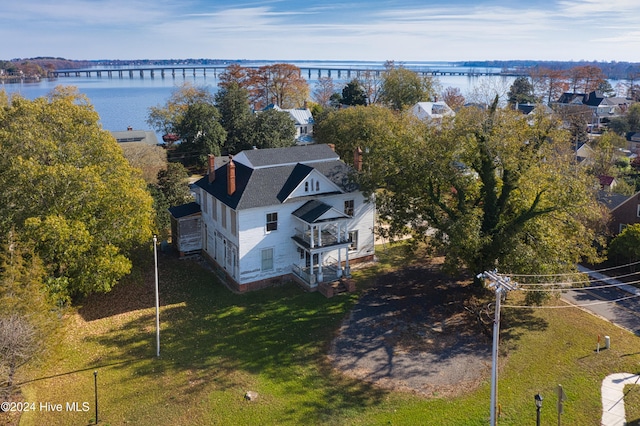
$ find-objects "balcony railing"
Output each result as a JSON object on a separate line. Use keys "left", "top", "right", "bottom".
{"left": 293, "top": 227, "right": 349, "bottom": 249}
{"left": 292, "top": 264, "right": 317, "bottom": 287}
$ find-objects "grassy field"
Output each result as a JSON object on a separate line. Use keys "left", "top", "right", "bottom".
{"left": 14, "top": 243, "right": 640, "bottom": 425}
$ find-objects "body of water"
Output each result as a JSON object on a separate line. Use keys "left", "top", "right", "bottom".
{"left": 1, "top": 61, "right": 513, "bottom": 136}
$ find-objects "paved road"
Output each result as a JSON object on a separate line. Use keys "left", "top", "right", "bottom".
{"left": 561, "top": 266, "right": 640, "bottom": 335}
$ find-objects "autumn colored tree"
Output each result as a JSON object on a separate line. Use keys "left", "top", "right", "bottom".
{"left": 0, "top": 87, "right": 155, "bottom": 300}
{"left": 529, "top": 67, "right": 567, "bottom": 103}
{"left": 250, "top": 64, "right": 310, "bottom": 109}
{"left": 217, "top": 63, "right": 251, "bottom": 90}
{"left": 567, "top": 65, "right": 607, "bottom": 94}
{"left": 441, "top": 86, "right": 466, "bottom": 111}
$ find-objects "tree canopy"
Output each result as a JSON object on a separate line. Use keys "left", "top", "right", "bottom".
{"left": 174, "top": 101, "right": 226, "bottom": 168}
{"left": 318, "top": 100, "right": 600, "bottom": 282}
{"left": 0, "top": 87, "right": 155, "bottom": 301}
{"left": 507, "top": 76, "right": 536, "bottom": 106}
{"left": 341, "top": 79, "right": 367, "bottom": 106}
{"left": 218, "top": 63, "right": 309, "bottom": 109}
{"left": 250, "top": 109, "right": 297, "bottom": 149}
{"left": 215, "top": 82, "right": 255, "bottom": 154}
{"left": 380, "top": 63, "right": 439, "bottom": 110}
{"left": 146, "top": 82, "right": 216, "bottom": 142}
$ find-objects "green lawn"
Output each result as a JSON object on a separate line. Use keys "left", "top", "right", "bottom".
{"left": 16, "top": 243, "right": 640, "bottom": 425}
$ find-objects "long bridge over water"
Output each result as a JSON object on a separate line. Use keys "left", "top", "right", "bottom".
{"left": 49, "top": 65, "right": 525, "bottom": 80}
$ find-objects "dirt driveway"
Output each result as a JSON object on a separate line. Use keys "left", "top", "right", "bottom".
{"left": 329, "top": 261, "right": 492, "bottom": 398}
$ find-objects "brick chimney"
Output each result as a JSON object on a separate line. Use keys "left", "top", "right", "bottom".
{"left": 208, "top": 154, "right": 216, "bottom": 183}
{"left": 354, "top": 147, "right": 363, "bottom": 172}
{"left": 227, "top": 158, "right": 236, "bottom": 195}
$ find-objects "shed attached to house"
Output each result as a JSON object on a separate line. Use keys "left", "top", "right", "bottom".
{"left": 168, "top": 202, "right": 202, "bottom": 256}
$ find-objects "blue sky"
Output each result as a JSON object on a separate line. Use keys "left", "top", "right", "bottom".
{"left": 4, "top": 0, "right": 640, "bottom": 62}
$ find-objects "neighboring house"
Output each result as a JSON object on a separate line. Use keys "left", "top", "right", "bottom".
{"left": 411, "top": 101, "right": 455, "bottom": 122}
{"left": 576, "top": 142, "right": 595, "bottom": 165}
{"left": 627, "top": 132, "right": 640, "bottom": 154}
{"left": 598, "top": 175, "right": 617, "bottom": 192}
{"left": 263, "top": 105, "right": 315, "bottom": 144}
{"left": 553, "top": 91, "right": 631, "bottom": 130}
{"left": 515, "top": 103, "right": 554, "bottom": 116}
{"left": 598, "top": 190, "right": 640, "bottom": 235}
{"left": 170, "top": 144, "right": 375, "bottom": 293}
{"left": 110, "top": 127, "right": 159, "bottom": 145}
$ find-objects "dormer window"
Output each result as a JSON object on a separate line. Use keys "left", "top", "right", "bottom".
{"left": 305, "top": 182, "right": 309, "bottom": 192}
{"left": 316, "top": 181, "right": 320, "bottom": 191}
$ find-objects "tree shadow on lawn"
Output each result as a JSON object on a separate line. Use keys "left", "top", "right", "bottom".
{"left": 329, "top": 262, "right": 548, "bottom": 397}
{"left": 77, "top": 251, "right": 170, "bottom": 321}
{"left": 81, "top": 256, "right": 388, "bottom": 423}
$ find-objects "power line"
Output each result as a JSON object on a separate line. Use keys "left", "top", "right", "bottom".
{"left": 517, "top": 272, "right": 640, "bottom": 289}
{"left": 507, "top": 259, "right": 640, "bottom": 278}
{"left": 504, "top": 293, "right": 640, "bottom": 309}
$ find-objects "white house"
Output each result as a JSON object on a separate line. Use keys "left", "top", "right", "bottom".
{"left": 177, "top": 144, "right": 375, "bottom": 293}
{"left": 263, "top": 105, "right": 315, "bottom": 144}
{"left": 411, "top": 101, "right": 455, "bottom": 122}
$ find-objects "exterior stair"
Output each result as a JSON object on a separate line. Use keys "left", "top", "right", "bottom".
{"left": 319, "top": 278, "right": 356, "bottom": 298}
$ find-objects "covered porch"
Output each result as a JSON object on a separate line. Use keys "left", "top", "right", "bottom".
{"left": 290, "top": 200, "right": 353, "bottom": 288}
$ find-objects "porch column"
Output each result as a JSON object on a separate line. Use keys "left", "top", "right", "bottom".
{"left": 345, "top": 249, "right": 350, "bottom": 277}
{"left": 336, "top": 248, "right": 343, "bottom": 278}
{"left": 317, "top": 252, "right": 324, "bottom": 282}
{"left": 310, "top": 225, "right": 315, "bottom": 248}
{"left": 310, "top": 256, "right": 314, "bottom": 277}
{"left": 317, "top": 224, "right": 323, "bottom": 247}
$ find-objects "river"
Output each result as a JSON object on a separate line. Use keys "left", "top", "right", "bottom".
{"left": 0, "top": 61, "right": 513, "bottom": 137}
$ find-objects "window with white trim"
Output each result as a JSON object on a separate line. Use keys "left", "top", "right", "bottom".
{"left": 221, "top": 205, "right": 227, "bottom": 229}
{"left": 348, "top": 230, "right": 358, "bottom": 251}
{"left": 230, "top": 210, "right": 237, "bottom": 236}
{"left": 344, "top": 200, "right": 354, "bottom": 216}
{"left": 266, "top": 212, "right": 278, "bottom": 232}
{"left": 261, "top": 248, "right": 274, "bottom": 271}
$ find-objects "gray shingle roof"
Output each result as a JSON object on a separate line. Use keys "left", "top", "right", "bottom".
{"left": 292, "top": 200, "right": 332, "bottom": 223}
{"left": 195, "top": 145, "right": 356, "bottom": 210}
{"left": 238, "top": 144, "right": 339, "bottom": 168}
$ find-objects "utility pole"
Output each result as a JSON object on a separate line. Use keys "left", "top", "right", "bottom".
{"left": 477, "top": 270, "right": 517, "bottom": 426}
{"left": 153, "top": 235, "right": 160, "bottom": 358}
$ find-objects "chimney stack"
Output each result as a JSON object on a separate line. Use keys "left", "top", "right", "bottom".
{"left": 328, "top": 143, "right": 335, "bottom": 151}
{"left": 227, "top": 158, "right": 236, "bottom": 195}
{"left": 354, "top": 147, "right": 363, "bottom": 172}
{"left": 208, "top": 154, "right": 216, "bottom": 183}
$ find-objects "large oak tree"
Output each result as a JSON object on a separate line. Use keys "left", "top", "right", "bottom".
{"left": 317, "top": 101, "right": 600, "bottom": 283}
{"left": 0, "top": 87, "right": 155, "bottom": 301}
